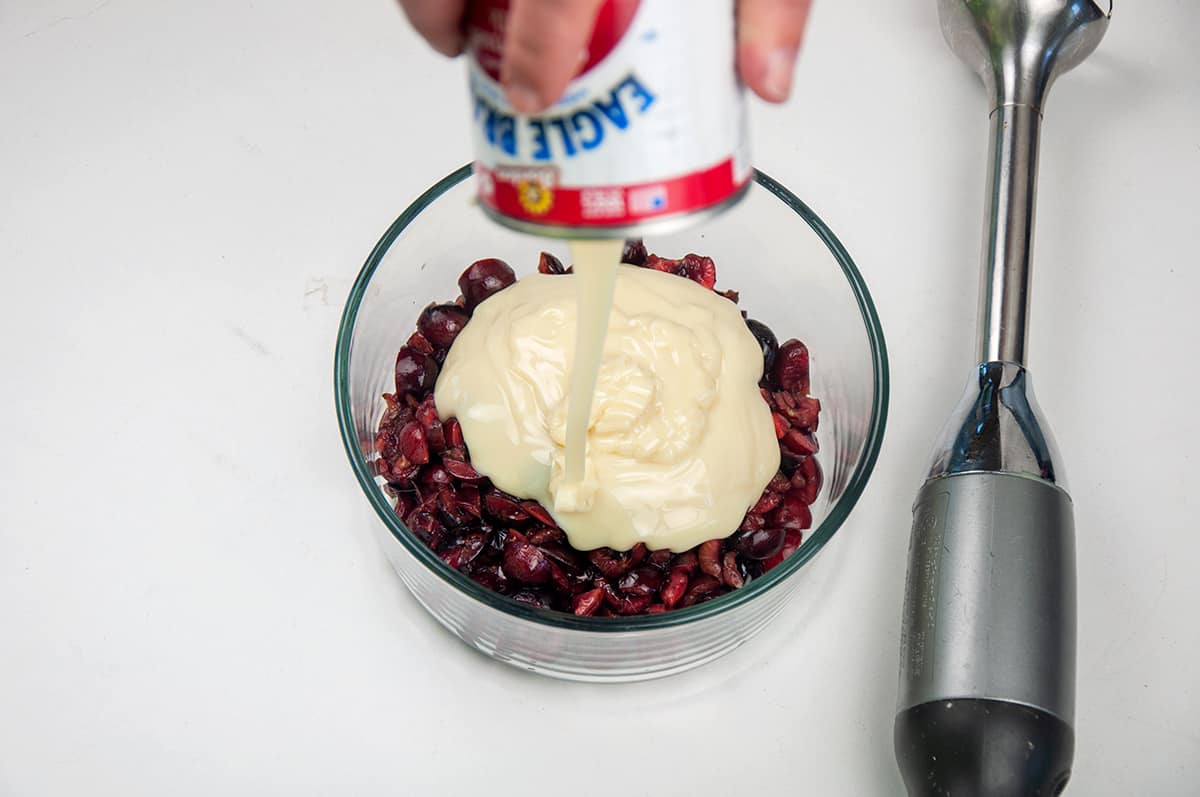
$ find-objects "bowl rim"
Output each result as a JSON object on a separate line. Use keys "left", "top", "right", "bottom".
{"left": 335, "top": 163, "right": 890, "bottom": 632}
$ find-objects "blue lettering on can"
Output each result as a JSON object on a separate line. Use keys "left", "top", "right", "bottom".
{"left": 570, "top": 110, "right": 604, "bottom": 150}
{"left": 494, "top": 112, "right": 517, "bottom": 156}
{"left": 617, "top": 74, "right": 656, "bottom": 113}
{"left": 592, "top": 92, "right": 629, "bottom": 130}
{"left": 549, "top": 118, "right": 577, "bottom": 158}
{"left": 528, "top": 119, "right": 551, "bottom": 161}
{"left": 473, "top": 89, "right": 517, "bottom": 156}
{"left": 509, "top": 73, "right": 656, "bottom": 160}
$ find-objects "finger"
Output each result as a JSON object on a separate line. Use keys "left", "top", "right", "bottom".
{"left": 737, "top": 0, "right": 812, "bottom": 102}
{"left": 501, "top": 0, "right": 607, "bottom": 114}
{"left": 399, "top": 0, "right": 468, "bottom": 57}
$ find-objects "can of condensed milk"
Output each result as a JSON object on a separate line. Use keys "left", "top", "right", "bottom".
{"left": 466, "top": 0, "right": 751, "bottom": 238}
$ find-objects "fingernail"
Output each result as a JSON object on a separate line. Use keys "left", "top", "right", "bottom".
{"left": 505, "top": 81, "right": 542, "bottom": 115}
{"left": 763, "top": 47, "right": 797, "bottom": 102}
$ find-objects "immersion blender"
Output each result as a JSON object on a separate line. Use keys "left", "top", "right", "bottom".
{"left": 895, "top": 1, "right": 1110, "bottom": 794}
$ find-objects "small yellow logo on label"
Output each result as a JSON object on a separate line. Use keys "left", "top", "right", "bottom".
{"left": 518, "top": 180, "right": 553, "bottom": 216}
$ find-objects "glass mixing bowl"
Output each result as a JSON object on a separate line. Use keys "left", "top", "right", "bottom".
{"left": 335, "top": 165, "right": 888, "bottom": 682}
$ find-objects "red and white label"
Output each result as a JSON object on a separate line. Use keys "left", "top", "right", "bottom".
{"left": 465, "top": 0, "right": 750, "bottom": 231}
{"left": 475, "top": 159, "right": 743, "bottom": 227}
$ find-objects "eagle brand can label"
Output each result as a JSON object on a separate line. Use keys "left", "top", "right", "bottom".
{"left": 466, "top": 0, "right": 751, "bottom": 236}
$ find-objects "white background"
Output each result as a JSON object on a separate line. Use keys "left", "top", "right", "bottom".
{"left": 2, "top": 1, "right": 1198, "bottom": 794}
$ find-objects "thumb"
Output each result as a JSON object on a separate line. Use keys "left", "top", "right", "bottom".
{"left": 500, "top": 0, "right": 608, "bottom": 114}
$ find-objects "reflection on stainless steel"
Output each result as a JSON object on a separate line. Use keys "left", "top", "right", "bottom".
{"left": 940, "top": 0, "right": 1111, "bottom": 112}
{"left": 939, "top": 0, "right": 1111, "bottom": 365}
{"left": 926, "top": 361, "right": 1066, "bottom": 489}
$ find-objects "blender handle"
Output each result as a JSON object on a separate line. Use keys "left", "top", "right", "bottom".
{"left": 895, "top": 472, "right": 1077, "bottom": 796}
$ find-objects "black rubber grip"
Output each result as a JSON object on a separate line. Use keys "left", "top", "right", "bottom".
{"left": 895, "top": 698, "right": 1074, "bottom": 796}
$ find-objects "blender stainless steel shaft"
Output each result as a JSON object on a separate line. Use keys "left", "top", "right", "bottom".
{"left": 895, "top": 2, "right": 1110, "bottom": 795}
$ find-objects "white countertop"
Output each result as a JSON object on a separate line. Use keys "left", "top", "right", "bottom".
{"left": 2, "top": 1, "right": 1198, "bottom": 794}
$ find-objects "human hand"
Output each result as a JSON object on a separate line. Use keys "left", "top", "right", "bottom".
{"left": 399, "top": 0, "right": 812, "bottom": 113}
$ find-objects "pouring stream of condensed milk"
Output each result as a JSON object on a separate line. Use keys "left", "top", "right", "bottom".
{"left": 562, "top": 240, "right": 622, "bottom": 485}
{"left": 435, "top": 242, "right": 779, "bottom": 553}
